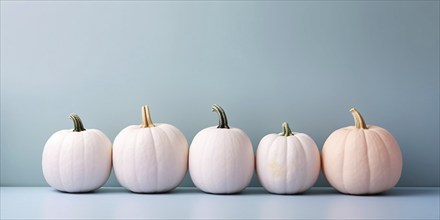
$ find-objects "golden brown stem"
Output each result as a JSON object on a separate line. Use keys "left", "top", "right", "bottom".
{"left": 141, "top": 105, "right": 155, "bottom": 128}
{"left": 349, "top": 108, "right": 368, "bottom": 129}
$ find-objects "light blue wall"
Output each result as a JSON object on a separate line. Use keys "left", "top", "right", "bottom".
{"left": 1, "top": 1, "right": 439, "bottom": 187}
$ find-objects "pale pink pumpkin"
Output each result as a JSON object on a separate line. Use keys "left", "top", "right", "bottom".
{"left": 322, "top": 108, "right": 403, "bottom": 195}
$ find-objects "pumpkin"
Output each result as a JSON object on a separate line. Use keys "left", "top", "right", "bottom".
{"left": 189, "top": 104, "right": 254, "bottom": 194}
{"left": 321, "top": 108, "right": 403, "bottom": 194}
{"left": 256, "top": 122, "right": 320, "bottom": 194}
{"left": 42, "top": 114, "right": 112, "bottom": 193}
{"left": 112, "top": 105, "right": 188, "bottom": 193}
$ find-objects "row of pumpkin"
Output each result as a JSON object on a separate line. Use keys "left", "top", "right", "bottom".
{"left": 42, "top": 104, "right": 402, "bottom": 195}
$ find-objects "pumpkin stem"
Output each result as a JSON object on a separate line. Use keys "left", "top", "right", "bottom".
{"left": 69, "top": 113, "right": 86, "bottom": 132}
{"left": 349, "top": 108, "right": 368, "bottom": 129}
{"left": 141, "top": 105, "right": 155, "bottom": 128}
{"left": 212, "top": 104, "right": 230, "bottom": 129}
{"left": 279, "top": 122, "right": 294, "bottom": 136}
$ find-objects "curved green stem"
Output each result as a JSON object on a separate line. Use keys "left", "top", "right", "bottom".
{"left": 211, "top": 104, "right": 230, "bottom": 129}
{"left": 141, "top": 105, "right": 155, "bottom": 128}
{"left": 349, "top": 108, "right": 368, "bottom": 129}
{"left": 69, "top": 113, "right": 86, "bottom": 132}
{"left": 279, "top": 122, "right": 294, "bottom": 136}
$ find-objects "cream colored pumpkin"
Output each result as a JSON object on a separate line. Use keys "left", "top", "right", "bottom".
{"left": 322, "top": 108, "right": 403, "bottom": 195}
{"left": 113, "top": 106, "right": 188, "bottom": 193}
{"left": 42, "top": 114, "right": 112, "bottom": 193}
{"left": 256, "top": 122, "right": 320, "bottom": 194}
{"left": 189, "top": 104, "right": 254, "bottom": 194}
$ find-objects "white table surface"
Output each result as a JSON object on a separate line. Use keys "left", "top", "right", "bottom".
{"left": 1, "top": 187, "right": 439, "bottom": 219}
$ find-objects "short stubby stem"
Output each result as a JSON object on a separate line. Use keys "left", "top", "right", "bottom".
{"left": 279, "top": 122, "right": 294, "bottom": 136}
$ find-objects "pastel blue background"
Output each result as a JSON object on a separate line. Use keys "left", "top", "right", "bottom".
{"left": 1, "top": 1, "right": 439, "bottom": 187}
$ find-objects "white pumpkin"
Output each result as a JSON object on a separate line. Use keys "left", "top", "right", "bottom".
{"left": 42, "top": 114, "right": 112, "bottom": 193}
{"left": 189, "top": 104, "right": 254, "bottom": 194}
{"left": 113, "top": 106, "right": 189, "bottom": 193}
{"left": 256, "top": 122, "right": 320, "bottom": 194}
